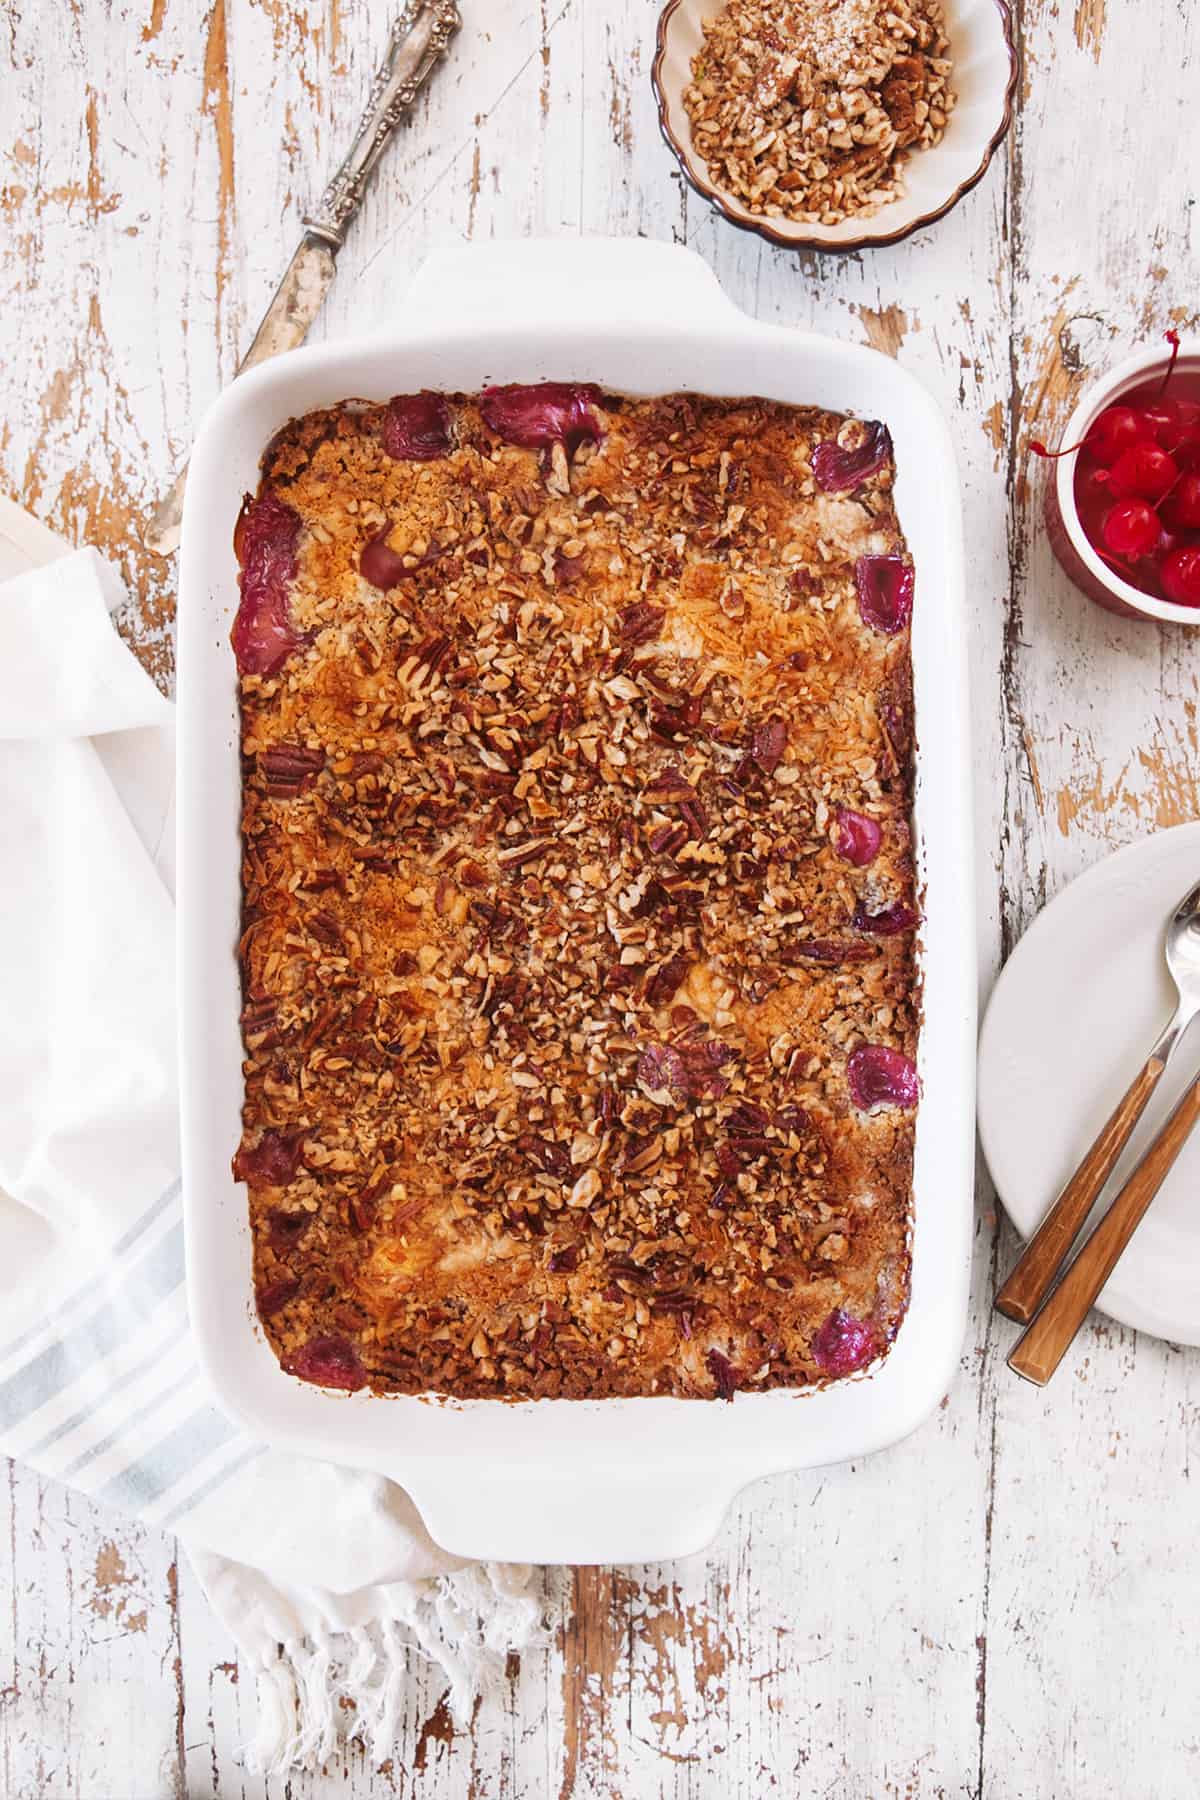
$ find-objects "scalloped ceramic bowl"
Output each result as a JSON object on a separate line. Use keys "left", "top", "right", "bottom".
{"left": 653, "top": 0, "right": 1018, "bottom": 252}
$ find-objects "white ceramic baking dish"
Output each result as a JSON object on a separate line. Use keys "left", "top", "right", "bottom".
{"left": 178, "top": 237, "right": 975, "bottom": 1565}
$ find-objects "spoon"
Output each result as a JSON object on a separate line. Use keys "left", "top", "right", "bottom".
{"left": 995, "top": 874, "right": 1200, "bottom": 1326}
{"left": 1009, "top": 1064, "right": 1200, "bottom": 1384}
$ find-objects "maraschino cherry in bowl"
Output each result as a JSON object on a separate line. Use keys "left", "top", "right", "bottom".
{"left": 1041, "top": 333, "right": 1200, "bottom": 624}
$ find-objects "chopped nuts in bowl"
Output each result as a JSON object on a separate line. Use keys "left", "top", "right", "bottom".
{"left": 653, "top": 0, "right": 1018, "bottom": 252}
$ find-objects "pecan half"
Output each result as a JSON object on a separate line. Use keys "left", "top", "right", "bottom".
{"left": 261, "top": 743, "right": 324, "bottom": 798}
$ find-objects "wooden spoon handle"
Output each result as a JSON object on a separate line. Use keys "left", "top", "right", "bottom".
{"left": 1008, "top": 1074, "right": 1200, "bottom": 1386}
{"left": 995, "top": 1053, "right": 1168, "bottom": 1324}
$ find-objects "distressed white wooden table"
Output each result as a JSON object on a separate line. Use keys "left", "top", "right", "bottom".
{"left": 3, "top": 3, "right": 1199, "bottom": 1795}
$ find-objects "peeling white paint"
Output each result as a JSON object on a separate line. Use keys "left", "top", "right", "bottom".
{"left": 3, "top": 0, "right": 1200, "bottom": 1795}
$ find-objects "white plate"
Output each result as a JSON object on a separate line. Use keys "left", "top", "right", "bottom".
{"left": 978, "top": 823, "right": 1200, "bottom": 1346}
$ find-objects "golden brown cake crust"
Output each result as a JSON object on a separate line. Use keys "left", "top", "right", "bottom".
{"left": 233, "top": 387, "right": 919, "bottom": 1401}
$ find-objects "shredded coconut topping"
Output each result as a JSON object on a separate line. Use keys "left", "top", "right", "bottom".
{"left": 233, "top": 389, "right": 920, "bottom": 1402}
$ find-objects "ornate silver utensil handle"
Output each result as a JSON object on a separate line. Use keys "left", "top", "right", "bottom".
{"left": 305, "top": 1, "right": 463, "bottom": 248}
{"left": 144, "top": 1, "right": 461, "bottom": 556}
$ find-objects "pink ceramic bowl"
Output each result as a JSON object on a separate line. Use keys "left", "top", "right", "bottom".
{"left": 1045, "top": 337, "right": 1200, "bottom": 625}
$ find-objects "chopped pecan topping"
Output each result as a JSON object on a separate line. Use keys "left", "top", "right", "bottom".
{"left": 257, "top": 1277, "right": 300, "bottom": 1317}
{"left": 240, "top": 995, "right": 279, "bottom": 1048}
{"left": 261, "top": 743, "right": 324, "bottom": 798}
{"left": 750, "top": 717, "right": 788, "bottom": 774}
{"left": 783, "top": 938, "right": 878, "bottom": 965}
{"left": 706, "top": 1347, "right": 739, "bottom": 1402}
{"left": 617, "top": 601, "right": 666, "bottom": 645}
{"left": 645, "top": 954, "right": 691, "bottom": 1008}
{"left": 236, "top": 388, "right": 918, "bottom": 1402}
{"left": 497, "top": 837, "right": 554, "bottom": 869}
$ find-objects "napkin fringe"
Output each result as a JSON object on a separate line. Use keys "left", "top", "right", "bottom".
{"left": 242, "top": 1566, "right": 544, "bottom": 1774}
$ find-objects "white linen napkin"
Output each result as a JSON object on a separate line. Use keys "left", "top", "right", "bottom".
{"left": 0, "top": 521, "right": 541, "bottom": 1773}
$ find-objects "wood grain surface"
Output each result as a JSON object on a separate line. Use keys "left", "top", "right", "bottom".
{"left": 3, "top": 1, "right": 1200, "bottom": 1795}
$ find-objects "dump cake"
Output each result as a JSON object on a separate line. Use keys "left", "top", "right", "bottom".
{"left": 232, "top": 383, "right": 919, "bottom": 1400}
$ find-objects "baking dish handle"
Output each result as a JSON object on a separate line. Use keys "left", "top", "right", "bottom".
{"left": 402, "top": 236, "right": 740, "bottom": 336}
{"left": 404, "top": 1462, "right": 742, "bottom": 1566}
